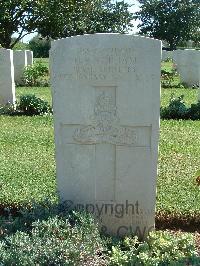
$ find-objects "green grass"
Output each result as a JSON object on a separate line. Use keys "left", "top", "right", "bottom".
{"left": 0, "top": 115, "right": 56, "bottom": 206}
{"left": 161, "top": 61, "right": 174, "bottom": 72}
{"left": 34, "top": 58, "right": 49, "bottom": 68}
{"left": 161, "top": 88, "right": 198, "bottom": 107}
{"left": 157, "top": 120, "right": 200, "bottom": 214}
{"left": 0, "top": 61, "right": 199, "bottom": 216}
{"left": 16, "top": 87, "right": 52, "bottom": 105}
{"left": 16, "top": 86, "right": 198, "bottom": 109}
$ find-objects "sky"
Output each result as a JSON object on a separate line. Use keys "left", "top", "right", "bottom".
{"left": 15, "top": 0, "right": 140, "bottom": 43}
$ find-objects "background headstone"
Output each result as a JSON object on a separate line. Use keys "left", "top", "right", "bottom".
{"left": 26, "top": 50, "right": 33, "bottom": 66}
{"left": 173, "top": 49, "right": 200, "bottom": 87}
{"left": 0, "top": 49, "right": 15, "bottom": 105}
{"left": 13, "top": 50, "right": 27, "bottom": 84}
{"left": 50, "top": 34, "right": 161, "bottom": 239}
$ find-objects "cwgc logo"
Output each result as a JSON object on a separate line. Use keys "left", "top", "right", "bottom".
{"left": 73, "top": 92, "right": 137, "bottom": 145}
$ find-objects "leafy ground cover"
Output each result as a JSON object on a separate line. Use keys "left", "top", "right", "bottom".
{"left": 0, "top": 205, "right": 199, "bottom": 265}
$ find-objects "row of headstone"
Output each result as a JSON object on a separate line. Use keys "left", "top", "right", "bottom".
{"left": 13, "top": 50, "right": 33, "bottom": 84}
{"left": 0, "top": 49, "right": 15, "bottom": 105}
{"left": 173, "top": 49, "right": 200, "bottom": 87}
{"left": 50, "top": 34, "right": 161, "bottom": 239}
{"left": 0, "top": 49, "right": 33, "bottom": 105}
{"left": 162, "top": 49, "right": 200, "bottom": 87}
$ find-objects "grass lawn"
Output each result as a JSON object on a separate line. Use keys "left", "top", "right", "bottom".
{"left": 0, "top": 86, "right": 199, "bottom": 218}
{"left": 0, "top": 61, "right": 200, "bottom": 218}
{"left": 34, "top": 57, "right": 49, "bottom": 67}
{"left": 17, "top": 87, "right": 52, "bottom": 105}
{"left": 0, "top": 60, "right": 200, "bottom": 263}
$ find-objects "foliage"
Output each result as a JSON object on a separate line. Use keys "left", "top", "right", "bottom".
{"left": 188, "top": 101, "right": 200, "bottom": 120}
{"left": 29, "top": 35, "right": 51, "bottom": 58}
{"left": 37, "top": 0, "right": 134, "bottom": 39}
{"left": 163, "top": 57, "right": 172, "bottom": 62}
{"left": 17, "top": 86, "right": 51, "bottom": 104}
{"left": 0, "top": 103, "right": 15, "bottom": 115}
{"left": 160, "top": 95, "right": 189, "bottom": 119}
{"left": 0, "top": 0, "right": 134, "bottom": 48}
{"left": 161, "top": 63, "right": 179, "bottom": 88}
{"left": 18, "top": 94, "right": 52, "bottom": 115}
{"left": 161, "top": 95, "right": 200, "bottom": 120}
{"left": 0, "top": 203, "right": 198, "bottom": 265}
{"left": 0, "top": 0, "right": 39, "bottom": 48}
{"left": 12, "top": 39, "right": 29, "bottom": 50}
{"left": 23, "top": 61, "right": 49, "bottom": 87}
{"left": 135, "top": 0, "right": 200, "bottom": 50}
{"left": 0, "top": 207, "right": 107, "bottom": 265}
{"left": 109, "top": 231, "right": 199, "bottom": 265}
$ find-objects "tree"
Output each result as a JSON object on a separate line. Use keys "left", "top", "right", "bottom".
{"left": 0, "top": 0, "right": 134, "bottom": 49}
{"left": 135, "top": 0, "right": 200, "bottom": 50}
{"left": 0, "top": 0, "right": 39, "bottom": 48}
{"left": 29, "top": 35, "right": 51, "bottom": 58}
{"left": 36, "top": 0, "right": 134, "bottom": 39}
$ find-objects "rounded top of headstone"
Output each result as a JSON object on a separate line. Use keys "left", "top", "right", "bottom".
{"left": 50, "top": 33, "right": 161, "bottom": 53}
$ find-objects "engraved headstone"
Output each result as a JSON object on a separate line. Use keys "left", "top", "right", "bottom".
{"left": 13, "top": 50, "right": 27, "bottom": 84}
{"left": 0, "top": 49, "right": 15, "bottom": 105}
{"left": 26, "top": 50, "right": 33, "bottom": 66}
{"left": 173, "top": 49, "right": 200, "bottom": 87}
{"left": 50, "top": 34, "right": 161, "bottom": 239}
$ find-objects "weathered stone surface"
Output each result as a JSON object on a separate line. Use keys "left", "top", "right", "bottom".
{"left": 173, "top": 49, "right": 200, "bottom": 87}
{"left": 0, "top": 49, "right": 15, "bottom": 105}
{"left": 50, "top": 34, "right": 161, "bottom": 239}
{"left": 26, "top": 50, "right": 33, "bottom": 66}
{"left": 13, "top": 50, "right": 27, "bottom": 84}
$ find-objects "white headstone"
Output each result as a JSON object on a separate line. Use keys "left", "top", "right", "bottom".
{"left": 50, "top": 34, "right": 161, "bottom": 239}
{"left": 173, "top": 49, "right": 200, "bottom": 87}
{"left": 13, "top": 50, "right": 27, "bottom": 84}
{"left": 26, "top": 50, "right": 33, "bottom": 66}
{"left": 0, "top": 49, "right": 15, "bottom": 105}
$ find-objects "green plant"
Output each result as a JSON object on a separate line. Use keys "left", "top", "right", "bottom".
{"left": 109, "top": 231, "right": 199, "bottom": 265}
{"left": 18, "top": 94, "right": 52, "bottom": 115}
{"left": 161, "top": 64, "right": 178, "bottom": 88}
{"left": 163, "top": 57, "right": 173, "bottom": 62}
{"left": 29, "top": 35, "right": 51, "bottom": 58}
{"left": 23, "top": 61, "right": 49, "bottom": 87}
{"left": 0, "top": 209, "right": 107, "bottom": 265}
{"left": 161, "top": 94, "right": 189, "bottom": 119}
{"left": 0, "top": 102, "right": 15, "bottom": 115}
{"left": 188, "top": 101, "right": 200, "bottom": 120}
{"left": 0, "top": 202, "right": 199, "bottom": 265}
